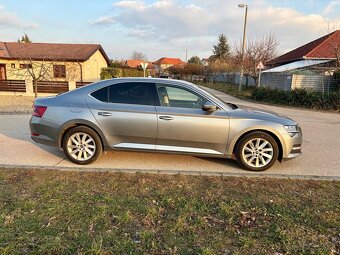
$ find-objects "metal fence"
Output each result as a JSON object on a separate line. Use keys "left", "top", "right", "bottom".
{"left": 213, "top": 72, "right": 256, "bottom": 86}
{"left": 291, "top": 74, "right": 334, "bottom": 93}
{"left": 0, "top": 80, "right": 26, "bottom": 92}
{"left": 260, "top": 73, "right": 336, "bottom": 93}
{"left": 260, "top": 73, "right": 292, "bottom": 91}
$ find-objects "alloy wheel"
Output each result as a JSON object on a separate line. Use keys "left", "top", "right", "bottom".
{"left": 241, "top": 138, "right": 274, "bottom": 168}
{"left": 67, "top": 132, "right": 96, "bottom": 161}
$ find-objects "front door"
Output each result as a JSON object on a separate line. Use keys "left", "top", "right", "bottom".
{"left": 87, "top": 82, "right": 158, "bottom": 150}
{"left": 0, "top": 64, "right": 6, "bottom": 80}
{"left": 155, "top": 84, "right": 229, "bottom": 155}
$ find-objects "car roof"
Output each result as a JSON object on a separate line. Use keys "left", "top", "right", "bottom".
{"left": 74, "top": 78, "right": 199, "bottom": 92}
{"left": 60, "top": 78, "right": 231, "bottom": 110}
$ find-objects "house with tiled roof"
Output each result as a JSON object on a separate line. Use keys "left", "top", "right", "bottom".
{"left": 267, "top": 30, "right": 340, "bottom": 67}
{"left": 124, "top": 59, "right": 154, "bottom": 69}
{"left": 125, "top": 60, "right": 144, "bottom": 68}
{"left": 261, "top": 30, "right": 339, "bottom": 92}
{"left": 0, "top": 42, "right": 110, "bottom": 82}
{"left": 153, "top": 57, "right": 185, "bottom": 75}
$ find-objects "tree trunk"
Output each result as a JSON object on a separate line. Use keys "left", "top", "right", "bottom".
{"left": 34, "top": 80, "right": 38, "bottom": 98}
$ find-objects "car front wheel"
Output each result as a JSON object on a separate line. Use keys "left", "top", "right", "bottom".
{"left": 62, "top": 126, "right": 103, "bottom": 165}
{"left": 235, "top": 131, "right": 279, "bottom": 171}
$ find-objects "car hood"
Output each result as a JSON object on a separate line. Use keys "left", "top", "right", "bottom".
{"left": 227, "top": 104, "right": 297, "bottom": 126}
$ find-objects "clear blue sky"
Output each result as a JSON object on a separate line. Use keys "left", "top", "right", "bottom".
{"left": 0, "top": 0, "right": 339, "bottom": 60}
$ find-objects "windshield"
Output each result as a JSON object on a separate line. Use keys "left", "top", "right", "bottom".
{"left": 197, "top": 85, "right": 238, "bottom": 109}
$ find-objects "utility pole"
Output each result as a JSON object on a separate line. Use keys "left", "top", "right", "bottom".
{"left": 238, "top": 4, "right": 248, "bottom": 92}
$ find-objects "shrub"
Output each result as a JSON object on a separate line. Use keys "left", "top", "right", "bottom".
{"left": 100, "top": 67, "right": 123, "bottom": 80}
{"left": 251, "top": 87, "right": 340, "bottom": 111}
{"left": 122, "top": 68, "right": 147, "bottom": 77}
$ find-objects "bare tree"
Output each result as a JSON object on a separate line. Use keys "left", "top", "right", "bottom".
{"left": 183, "top": 63, "right": 204, "bottom": 81}
{"left": 234, "top": 32, "right": 279, "bottom": 86}
{"left": 9, "top": 61, "right": 55, "bottom": 98}
{"left": 204, "top": 61, "right": 219, "bottom": 84}
{"left": 205, "top": 59, "right": 234, "bottom": 84}
{"left": 130, "top": 51, "right": 147, "bottom": 61}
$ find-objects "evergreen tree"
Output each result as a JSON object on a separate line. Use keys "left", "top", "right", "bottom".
{"left": 188, "top": 56, "right": 202, "bottom": 65}
{"left": 17, "top": 33, "right": 32, "bottom": 43}
{"left": 212, "top": 34, "right": 230, "bottom": 60}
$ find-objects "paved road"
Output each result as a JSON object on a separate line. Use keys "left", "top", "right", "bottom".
{"left": 0, "top": 89, "right": 339, "bottom": 179}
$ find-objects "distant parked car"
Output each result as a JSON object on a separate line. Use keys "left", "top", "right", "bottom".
{"left": 159, "top": 74, "right": 172, "bottom": 79}
{"left": 192, "top": 75, "right": 204, "bottom": 81}
{"left": 29, "top": 78, "right": 302, "bottom": 171}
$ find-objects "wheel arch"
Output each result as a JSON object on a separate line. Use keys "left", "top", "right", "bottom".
{"left": 231, "top": 129, "right": 284, "bottom": 162}
{"left": 58, "top": 119, "right": 108, "bottom": 150}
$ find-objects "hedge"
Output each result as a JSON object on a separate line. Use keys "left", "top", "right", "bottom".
{"left": 100, "top": 67, "right": 149, "bottom": 80}
{"left": 251, "top": 87, "right": 340, "bottom": 111}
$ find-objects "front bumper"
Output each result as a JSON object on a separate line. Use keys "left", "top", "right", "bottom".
{"left": 285, "top": 144, "right": 302, "bottom": 160}
{"left": 282, "top": 127, "right": 303, "bottom": 160}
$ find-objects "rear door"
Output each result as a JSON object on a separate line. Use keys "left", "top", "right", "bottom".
{"left": 87, "top": 82, "right": 158, "bottom": 150}
{"left": 155, "top": 84, "right": 229, "bottom": 155}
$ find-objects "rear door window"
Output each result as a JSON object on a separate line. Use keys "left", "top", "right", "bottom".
{"left": 109, "top": 82, "right": 154, "bottom": 106}
{"left": 91, "top": 86, "right": 108, "bottom": 102}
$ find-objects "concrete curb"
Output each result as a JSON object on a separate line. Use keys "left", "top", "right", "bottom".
{"left": 1, "top": 164, "right": 339, "bottom": 181}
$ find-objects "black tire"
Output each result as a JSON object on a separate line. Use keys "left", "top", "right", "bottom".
{"left": 62, "top": 126, "right": 103, "bottom": 165}
{"left": 235, "top": 131, "right": 279, "bottom": 171}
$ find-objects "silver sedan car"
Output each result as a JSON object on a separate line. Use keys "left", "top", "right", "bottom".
{"left": 29, "top": 78, "right": 302, "bottom": 171}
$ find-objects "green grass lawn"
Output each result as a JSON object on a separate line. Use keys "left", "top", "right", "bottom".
{"left": 0, "top": 168, "right": 339, "bottom": 254}
{"left": 195, "top": 82, "right": 253, "bottom": 100}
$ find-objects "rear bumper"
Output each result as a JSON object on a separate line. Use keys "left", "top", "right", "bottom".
{"left": 29, "top": 116, "right": 61, "bottom": 148}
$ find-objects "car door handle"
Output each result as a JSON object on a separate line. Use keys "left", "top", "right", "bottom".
{"left": 98, "top": 112, "right": 112, "bottom": 117}
{"left": 159, "top": 116, "right": 173, "bottom": 121}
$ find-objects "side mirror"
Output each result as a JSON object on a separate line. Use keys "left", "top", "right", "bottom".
{"left": 202, "top": 101, "right": 217, "bottom": 112}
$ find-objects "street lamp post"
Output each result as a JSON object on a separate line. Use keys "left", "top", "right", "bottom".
{"left": 238, "top": 3, "right": 248, "bottom": 92}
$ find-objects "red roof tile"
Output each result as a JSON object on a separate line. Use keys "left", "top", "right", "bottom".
{"left": 0, "top": 42, "right": 110, "bottom": 63}
{"left": 269, "top": 30, "right": 340, "bottom": 65}
{"left": 125, "top": 60, "right": 154, "bottom": 69}
{"left": 154, "top": 57, "right": 185, "bottom": 65}
{"left": 125, "top": 60, "right": 144, "bottom": 68}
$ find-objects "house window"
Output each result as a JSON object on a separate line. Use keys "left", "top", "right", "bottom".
{"left": 19, "top": 64, "right": 32, "bottom": 69}
{"left": 53, "top": 65, "right": 66, "bottom": 78}
{"left": 11, "top": 63, "right": 16, "bottom": 68}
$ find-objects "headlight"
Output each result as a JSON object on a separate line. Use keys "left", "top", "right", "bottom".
{"left": 284, "top": 125, "right": 299, "bottom": 137}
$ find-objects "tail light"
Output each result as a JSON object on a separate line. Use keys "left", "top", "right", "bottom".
{"left": 33, "top": 105, "right": 47, "bottom": 118}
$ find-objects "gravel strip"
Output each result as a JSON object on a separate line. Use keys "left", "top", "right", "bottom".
{"left": 0, "top": 95, "right": 34, "bottom": 114}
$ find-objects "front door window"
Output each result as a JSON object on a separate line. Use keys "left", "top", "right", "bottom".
{"left": 156, "top": 85, "right": 206, "bottom": 109}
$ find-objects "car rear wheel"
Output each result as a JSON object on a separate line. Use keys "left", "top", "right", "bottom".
{"left": 235, "top": 131, "right": 279, "bottom": 171}
{"left": 62, "top": 126, "right": 103, "bottom": 165}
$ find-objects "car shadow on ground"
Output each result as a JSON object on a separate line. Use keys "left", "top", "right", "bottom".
{"left": 196, "top": 156, "right": 241, "bottom": 169}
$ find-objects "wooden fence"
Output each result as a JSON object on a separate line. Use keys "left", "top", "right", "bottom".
{"left": 76, "top": 81, "right": 92, "bottom": 88}
{"left": 0, "top": 80, "right": 26, "bottom": 92}
{"left": 35, "top": 81, "right": 69, "bottom": 93}
{"left": 0, "top": 80, "right": 98, "bottom": 95}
